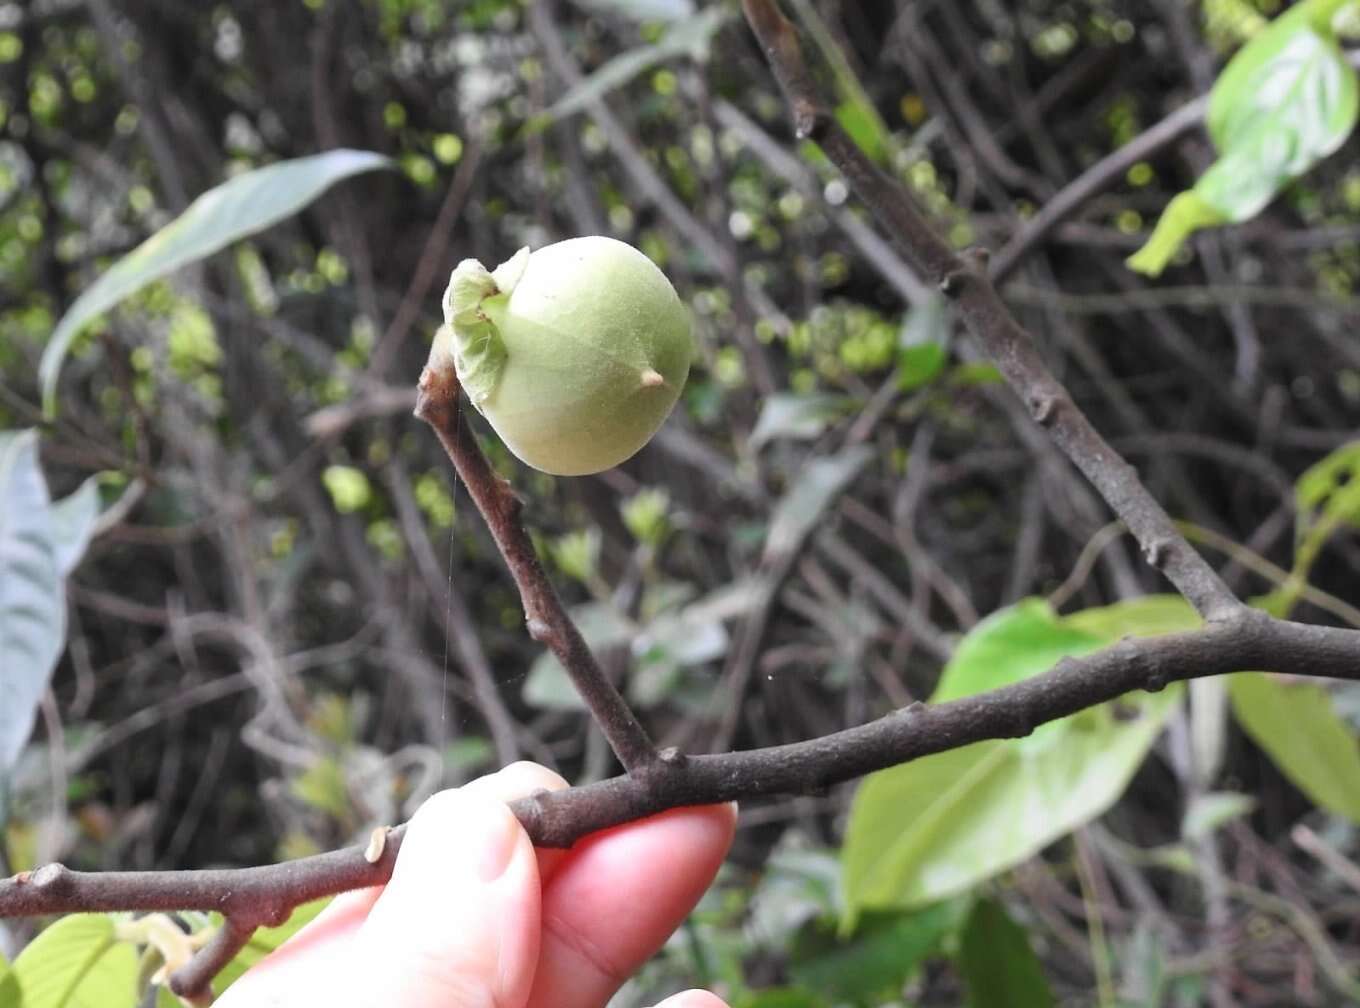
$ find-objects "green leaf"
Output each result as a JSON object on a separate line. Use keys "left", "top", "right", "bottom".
{"left": 47, "top": 476, "right": 101, "bottom": 579}
{"left": 789, "top": 903, "right": 962, "bottom": 1005}
{"left": 835, "top": 98, "right": 887, "bottom": 164}
{"left": 9, "top": 914, "right": 135, "bottom": 1008}
{"left": 933, "top": 599, "right": 1105, "bottom": 703}
{"left": 536, "top": 8, "right": 729, "bottom": 126}
{"left": 1126, "top": 192, "right": 1228, "bottom": 276}
{"left": 949, "top": 362, "right": 1003, "bottom": 387}
{"left": 620, "top": 487, "right": 670, "bottom": 546}
{"left": 1229, "top": 672, "right": 1360, "bottom": 822}
{"left": 0, "top": 951, "right": 16, "bottom": 1008}
{"left": 896, "top": 343, "right": 947, "bottom": 392}
{"left": 749, "top": 394, "right": 853, "bottom": 448}
{"left": 1062, "top": 594, "right": 1201, "bottom": 637}
{"left": 764, "top": 446, "right": 873, "bottom": 560}
{"left": 0, "top": 431, "right": 65, "bottom": 779}
{"left": 1181, "top": 791, "right": 1256, "bottom": 840}
{"left": 1206, "top": 0, "right": 1353, "bottom": 146}
{"left": 39, "top": 149, "right": 393, "bottom": 414}
{"left": 733, "top": 991, "right": 828, "bottom": 1008}
{"left": 1120, "top": 918, "right": 1169, "bottom": 1008}
{"left": 630, "top": 611, "right": 727, "bottom": 706}
{"left": 843, "top": 598, "right": 1187, "bottom": 917}
{"left": 748, "top": 845, "right": 844, "bottom": 949}
{"left": 289, "top": 757, "right": 351, "bottom": 820}
{"left": 958, "top": 899, "right": 1054, "bottom": 1008}
{"left": 1295, "top": 440, "right": 1360, "bottom": 535}
{"left": 1130, "top": 2, "right": 1359, "bottom": 275}
{"left": 66, "top": 941, "right": 136, "bottom": 1008}
{"left": 321, "top": 465, "right": 372, "bottom": 514}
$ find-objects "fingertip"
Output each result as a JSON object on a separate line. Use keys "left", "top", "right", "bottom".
{"left": 355, "top": 788, "right": 541, "bottom": 1008}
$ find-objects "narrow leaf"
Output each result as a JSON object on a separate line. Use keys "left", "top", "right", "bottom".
{"left": 538, "top": 8, "right": 728, "bottom": 125}
{"left": 749, "top": 394, "right": 852, "bottom": 448}
{"left": 0, "top": 431, "right": 64, "bottom": 777}
{"left": 40, "top": 149, "right": 394, "bottom": 413}
{"left": 48, "top": 476, "right": 102, "bottom": 578}
{"left": 1182, "top": 791, "right": 1256, "bottom": 840}
{"left": 764, "top": 446, "right": 873, "bottom": 560}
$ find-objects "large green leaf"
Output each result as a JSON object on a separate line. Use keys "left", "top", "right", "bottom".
{"left": 39, "top": 149, "right": 393, "bottom": 413}
{"left": 958, "top": 899, "right": 1054, "bottom": 1008}
{"left": 7, "top": 914, "right": 136, "bottom": 1008}
{"left": 0, "top": 431, "right": 65, "bottom": 779}
{"left": 1229, "top": 672, "right": 1360, "bottom": 823}
{"left": 933, "top": 600, "right": 1103, "bottom": 702}
{"left": 1130, "top": 0, "right": 1360, "bottom": 275}
{"left": 1205, "top": 0, "right": 1354, "bottom": 145}
{"left": 842, "top": 598, "right": 1195, "bottom": 916}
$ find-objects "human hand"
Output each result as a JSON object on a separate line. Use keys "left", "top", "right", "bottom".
{"left": 216, "top": 761, "right": 736, "bottom": 1008}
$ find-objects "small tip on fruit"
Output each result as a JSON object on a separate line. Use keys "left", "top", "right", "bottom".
{"left": 639, "top": 367, "right": 666, "bottom": 388}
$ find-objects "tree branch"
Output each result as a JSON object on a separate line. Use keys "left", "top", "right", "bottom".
{"left": 5, "top": 7, "right": 1359, "bottom": 1004}
{"left": 5, "top": 612, "right": 1357, "bottom": 905}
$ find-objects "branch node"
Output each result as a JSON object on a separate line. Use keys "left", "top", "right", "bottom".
{"left": 792, "top": 99, "right": 821, "bottom": 140}
{"left": 364, "top": 826, "right": 390, "bottom": 864}
{"left": 1028, "top": 393, "right": 1059, "bottom": 426}
{"left": 657, "top": 746, "right": 688, "bottom": 768}
{"left": 961, "top": 246, "right": 991, "bottom": 270}
{"left": 1207, "top": 600, "right": 1256, "bottom": 626}
{"left": 526, "top": 617, "right": 552, "bottom": 642}
{"left": 1142, "top": 538, "right": 1172, "bottom": 569}
{"left": 31, "top": 863, "right": 69, "bottom": 891}
{"left": 938, "top": 269, "right": 969, "bottom": 297}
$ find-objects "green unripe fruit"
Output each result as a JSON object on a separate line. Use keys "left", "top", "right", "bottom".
{"left": 432, "top": 236, "right": 693, "bottom": 476}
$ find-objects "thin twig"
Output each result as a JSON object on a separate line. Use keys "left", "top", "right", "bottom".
{"left": 413, "top": 352, "right": 659, "bottom": 773}
{"left": 741, "top": 0, "right": 1243, "bottom": 623}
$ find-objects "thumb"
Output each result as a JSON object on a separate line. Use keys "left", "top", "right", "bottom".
{"left": 349, "top": 789, "right": 541, "bottom": 1007}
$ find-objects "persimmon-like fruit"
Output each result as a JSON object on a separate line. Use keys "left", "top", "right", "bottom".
{"left": 433, "top": 237, "right": 692, "bottom": 476}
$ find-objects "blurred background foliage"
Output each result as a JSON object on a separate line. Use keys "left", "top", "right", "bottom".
{"left": 2, "top": 0, "right": 1360, "bottom": 1004}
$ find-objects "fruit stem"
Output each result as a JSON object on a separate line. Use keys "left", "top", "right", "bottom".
{"left": 415, "top": 356, "right": 662, "bottom": 774}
